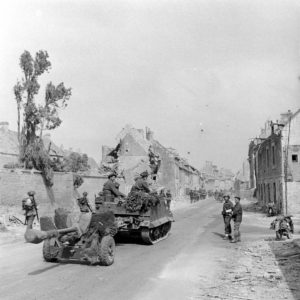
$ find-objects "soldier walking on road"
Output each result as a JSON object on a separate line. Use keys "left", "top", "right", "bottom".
{"left": 230, "top": 196, "right": 243, "bottom": 243}
{"left": 221, "top": 195, "right": 234, "bottom": 240}
{"left": 22, "top": 191, "right": 38, "bottom": 229}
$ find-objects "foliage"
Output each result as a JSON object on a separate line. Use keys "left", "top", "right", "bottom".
{"left": 20, "top": 139, "right": 54, "bottom": 186}
{"left": 63, "top": 152, "right": 90, "bottom": 173}
{"left": 73, "top": 174, "right": 84, "bottom": 188}
{"left": 13, "top": 50, "right": 72, "bottom": 186}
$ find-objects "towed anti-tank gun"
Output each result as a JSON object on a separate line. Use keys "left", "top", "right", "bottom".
{"left": 24, "top": 209, "right": 117, "bottom": 266}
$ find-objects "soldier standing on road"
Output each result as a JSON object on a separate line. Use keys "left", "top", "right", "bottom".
{"left": 230, "top": 196, "right": 243, "bottom": 243}
{"left": 77, "top": 192, "right": 93, "bottom": 213}
{"left": 22, "top": 191, "right": 38, "bottom": 229}
{"left": 103, "top": 173, "right": 126, "bottom": 202}
{"left": 166, "top": 189, "right": 172, "bottom": 210}
{"left": 221, "top": 195, "right": 234, "bottom": 240}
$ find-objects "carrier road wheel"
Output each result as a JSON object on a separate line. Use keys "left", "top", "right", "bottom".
{"left": 141, "top": 222, "right": 172, "bottom": 245}
{"left": 43, "top": 238, "right": 59, "bottom": 262}
{"left": 99, "top": 235, "right": 115, "bottom": 266}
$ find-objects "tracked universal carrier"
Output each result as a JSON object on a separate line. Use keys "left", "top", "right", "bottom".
{"left": 95, "top": 192, "right": 174, "bottom": 244}
{"left": 24, "top": 208, "right": 117, "bottom": 266}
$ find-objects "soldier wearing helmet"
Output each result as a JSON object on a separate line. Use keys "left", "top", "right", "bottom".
{"left": 22, "top": 191, "right": 38, "bottom": 229}
{"left": 130, "top": 170, "right": 151, "bottom": 193}
{"left": 221, "top": 195, "right": 234, "bottom": 240}
{"left": 77, "top": 191, "right": 93, "bottom": 213}
{"left": 102, "top": 173, "right": 126, "bottom": 202}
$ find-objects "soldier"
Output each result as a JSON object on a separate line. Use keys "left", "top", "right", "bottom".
{"left": 77, "top": 192, "right": 93, "bottom": 213}
{"left": 131, "top": 170, "right": 151, "bottom": 193}
{"left": 221, "top": 195, "right": 234, "bottom": 240}
{"left": 22, "top": 191, "right": 38, "bottom": 229}
{"left": 103, "top": 173, "right": 126, "bottom": 202}
{"left": 166, "top": 189, "right": 172, "bottom": 210}
{"left": 95, "top": 191, "right": 104, "bottom": 210}
{"left": 230, "top": 196, "right": 243, "bottom": 243}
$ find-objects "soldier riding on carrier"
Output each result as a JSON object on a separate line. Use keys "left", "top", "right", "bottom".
{"left": 102, "top": 173, "right": 126, "bottom": 202}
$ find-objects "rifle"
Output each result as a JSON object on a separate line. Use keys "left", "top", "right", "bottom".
{"left": 32, "top": 197, "right": 39, "bottom": 222}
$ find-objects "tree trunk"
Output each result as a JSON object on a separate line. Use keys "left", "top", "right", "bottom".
{"left": 17, "top": 103, "right": 20, "bottom": 143}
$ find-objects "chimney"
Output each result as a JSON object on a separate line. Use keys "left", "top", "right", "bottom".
{"left": 0, "top": 122, "right": 9, "bottom": 132}
{"left": 280, "top": 110, "right": 293, "bottom": 124}
{"left": 137, "top": 129, "right": 144, "bottom": 139}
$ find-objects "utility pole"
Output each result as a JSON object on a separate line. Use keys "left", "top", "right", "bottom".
{"left": 284, "top": 118, "right": 291, "bottom": 215}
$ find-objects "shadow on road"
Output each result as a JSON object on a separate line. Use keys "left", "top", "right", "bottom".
{"left": 269, "top": 240, "right": 300, "bottom": 300}
{"left": 28, "top": 263, "right": 60, "bottom": 275}
{"left": 212, "top": 232, "right": 224, "bottom": 239}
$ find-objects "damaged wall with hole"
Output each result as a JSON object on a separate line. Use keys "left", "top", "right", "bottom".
{"left": 100, "top": 125, "right": 203, "bottom": 200}
{"left": 250, "top": 109, "right": 300, "bottom": 214}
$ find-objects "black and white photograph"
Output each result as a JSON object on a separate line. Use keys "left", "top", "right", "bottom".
{"left": 0, "top": 1, "right": 300, "bottom": 299}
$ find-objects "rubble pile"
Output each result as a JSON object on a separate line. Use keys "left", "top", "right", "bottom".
{"left": 195, "top": 240, "right": 299, "bottom": 300}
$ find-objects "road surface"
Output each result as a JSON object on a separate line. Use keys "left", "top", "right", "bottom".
{"left": 0, "top": 198, "right": 226, "bottom": 300}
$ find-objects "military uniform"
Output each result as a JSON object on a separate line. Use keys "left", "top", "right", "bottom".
{"left": 222, "top": 196, "right": 234, "bottom": 239}
{"left": 77, "top": 192, "right": 92, "bottom": 213}
{"left": 231, "top": 198, "right": 243, "bottom": 243}
{"left": 95, "top": 192, "right": 104, "bottom": 210}
{"left": 166, "top": 190, "right": 172, "bottom": 210}
{"left": 131, "top": 177, "right": 150, "bottom": 193}
{"left": 22, "top": 191, "right": 38, "bottom": 229}
{"left": 103, "top": 174, "right": 125, "bottom": 202}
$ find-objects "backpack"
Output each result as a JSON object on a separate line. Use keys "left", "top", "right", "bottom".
{"left": 22, "top": 198, "right": 27, "bottom": 210}
{"left": 22, "top": 197, "right": 32, "bottom": 210}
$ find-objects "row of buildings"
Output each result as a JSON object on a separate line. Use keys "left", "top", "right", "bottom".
{"left": 0, "top": 121, "right": 235, "bottom": 204}
{"left": 248, "top": 109, "right": 300, "bottom": 214}
{"left": 0, "top": 122, "right": 98, "bottom": 173}
{"left": 100, "top": 124, "right": 234, "bottom": 199}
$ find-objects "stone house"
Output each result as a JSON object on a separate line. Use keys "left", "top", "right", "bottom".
{"left": 234, "top": 160, "right": 250, "bottom": 192}
{"left": 249, "top": 109, "right": 300, "bottom": 214}
{"left": 100, "top": 125, "right": 203, "bottom": 200}
{"left": 200, "top": 161, "right": 234, "bottom": 191}
{"left": 0, "top": 122, "right": 98, "bottom": 173}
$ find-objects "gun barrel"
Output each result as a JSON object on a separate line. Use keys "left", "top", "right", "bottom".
{"left": 24, "top": 226, "right": 78, "bottom": 244}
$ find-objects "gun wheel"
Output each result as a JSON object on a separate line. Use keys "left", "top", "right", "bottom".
{"left": 43, "top": 238, "right": 60, "bottom": 262}
{"left": 99, "top": 235, "right": 115, "bottom": 266}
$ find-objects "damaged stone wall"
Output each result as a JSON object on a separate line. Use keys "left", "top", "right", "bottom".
{"left": 0, "top": 169, "right": 74, "bottom": 217}
{"left": 0, "top": 169, "right": 120, "bottom": 216}
{"left": 152, "top": 140, "right": 176, "bottom": 195}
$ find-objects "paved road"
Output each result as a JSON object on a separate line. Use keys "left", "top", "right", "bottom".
{"left": 0, "top": 199, "right": 224, "bottom": 300}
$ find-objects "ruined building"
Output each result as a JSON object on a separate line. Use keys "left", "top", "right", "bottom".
{"left": 248, "top": 109, "right": 300, "bottom": 214}
{"left": 100, "top": 125, "right": 203, "bottom": 199}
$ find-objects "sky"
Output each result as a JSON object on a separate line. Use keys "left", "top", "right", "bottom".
{"left": 0, "top": 0, "right": 300, "bottom": 172}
